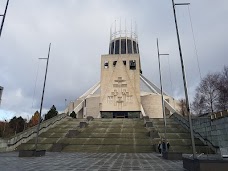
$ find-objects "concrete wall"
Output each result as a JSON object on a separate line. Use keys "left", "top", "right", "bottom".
{"left": 86, "top": 95, "right": 100, "bottom": 118}
{"left": 192, "top": 117, "right": 228, "bottom": 148}
{"left": 141, "top": 94, "right": 180, "bottom": 118}
{"left": 77, "top": 108, "right": 83, "bottom": 118}
{"left": 141, "top": 94, "right": 163, "bottom": 118}
{"left": 171, "top": 113, "right": 228, "bottom": 154}
{"left": 164, "top": 96, "right": 182, "bottom": 113}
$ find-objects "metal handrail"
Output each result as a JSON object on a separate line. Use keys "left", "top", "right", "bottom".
{"left": 5, "top": 114, "right": 67, "bottom": 148}
{"left": 171, "top": 113, "right": 219, "bottom": 153}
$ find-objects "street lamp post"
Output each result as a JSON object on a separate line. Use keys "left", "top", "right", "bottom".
{"left": 171, "top": 0, "right": 196, "bottom": 158}
{"left": 156, "top": 38, "right": 169, "bottom": 152}
{"left": 0, "top": 0, "right": 10, "bottom": 38}
{"left": 34, "top": 43, "right": 51, "bottom": 152}
{"left": 0, "top": 86, "right": 3, "bottom": 106}
{"left": 3, "top": 119, "right": 7, "bottom": 136}
{"left": 65, "top": 99, "right": 69, "bottom": 114}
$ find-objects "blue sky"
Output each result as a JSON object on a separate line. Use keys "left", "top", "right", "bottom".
{"left": 0, "top": 0, "right": 227, "bottom": 120}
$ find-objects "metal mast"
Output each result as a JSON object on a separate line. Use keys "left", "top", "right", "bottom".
{"left": 171, "top": 0, "right": 196, "bottom": 158}
{"left": 35, "top": 43, "right": 51, "bottom": 151}
{"left": 0, "top": 0, "right": 10, "bottom": 38}
{"left": 156, "top": 38, "right": 169, "bottom": 152}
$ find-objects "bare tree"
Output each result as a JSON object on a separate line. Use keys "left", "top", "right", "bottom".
{"left": 191, "top": 92, "right": 206, "bottom": 115}
{"left": 192, "top": 66, "right": 228, "bottom": 115}
{"left": 192, "top": 73, "right": 220, "bottom": 114}
{"left": 217, "top": 66, "right": 228, "bottom": 110}
{"left": 179, "top": 98, "right": 187, "bottom": 116}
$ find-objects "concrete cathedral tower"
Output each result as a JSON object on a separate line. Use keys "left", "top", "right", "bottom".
{"left": 100, "top": 21, "right": 141, "bottom": 118}
{"left": 65, "top": 21, "right": 181, "bottom": 119}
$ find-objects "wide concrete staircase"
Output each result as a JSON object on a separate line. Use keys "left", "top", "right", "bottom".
{"left": 17, "top": 117, "right": 214, "bottom": 154}
{"left": 150, "top": 118, "right": 214, "bottom": 154}
{"left": 17, "top": 118, "right": 153, "bottom": 153}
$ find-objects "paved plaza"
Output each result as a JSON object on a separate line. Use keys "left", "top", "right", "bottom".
{"left": 0, "top": 152, "right": 186, "bottom": 171}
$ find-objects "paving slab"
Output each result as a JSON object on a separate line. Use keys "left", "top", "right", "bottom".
{"left": 0, "top": 152, "right": 186, "bottom": 171}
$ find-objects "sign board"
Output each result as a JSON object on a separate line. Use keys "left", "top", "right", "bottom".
{"left": 221, "top": 147, "right": 228, "bottom": 158}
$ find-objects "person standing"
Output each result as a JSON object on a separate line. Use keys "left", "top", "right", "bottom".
{"left": 157, "top": 141, "right": 162, "bottom": 154}
{"left": 162, "top": 139, "right": 166, "bottom": 153}
{"left": 167, "top": 141, "right": 170, "bottom": 151}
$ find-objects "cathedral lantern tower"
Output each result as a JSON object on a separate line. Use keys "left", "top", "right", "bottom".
{"left": 100, "top": 21, "right": 142, "bottom": 118}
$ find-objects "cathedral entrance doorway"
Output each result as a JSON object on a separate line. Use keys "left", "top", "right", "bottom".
{"left": 113, "top": 111, "right": 128, "bottom": 118}
{"left": 101, "top": 111, "right": 140, "bottom": 118}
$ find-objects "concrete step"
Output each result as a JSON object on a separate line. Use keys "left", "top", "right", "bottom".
{"left": 62, "top": 145, "right": 154, "bottom": 153}
{"left": 16, "top": 118, "right": 152, "bottom": 153}
{"left": 169, "top": 145, "right": 215, "bottom": 154}
{"left": 151, "top": 117, "right": 215, "bottom": 154}
{"left": 16, "top": 143, "right": 53, "bottom": 151}
{"left": 76, "top": 133, "right": 148, "bottom": 138}
{"left": 16, "top": 118, "right": 215, "bottom": 154}
{"left": 156, "top": 127, "right": 189, "bottom": 133}
{"left": 166, "top": 138, "right": 204, "bottom": 146}
{"left": 158, "top": 133, "right": 191, "bottom": 139}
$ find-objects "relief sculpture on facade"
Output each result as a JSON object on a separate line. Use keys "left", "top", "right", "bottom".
{"left": 107, "top": 77, "right": 133, "bottom": 109}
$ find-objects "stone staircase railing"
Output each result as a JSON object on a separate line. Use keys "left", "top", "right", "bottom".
{"left": 164, "top": 99, "right": 177, "bottom": 114}
{"left": 0, "top": 113, "right": 67, "bottom": 152}
{"left": 140, "top": 105, "right": 146, "bottom": 117}
{"left": 170, "top": 113, "right": 220, "bottom": 154}
{"left": 73, "top": 100, "right": 84, "bottom": 114}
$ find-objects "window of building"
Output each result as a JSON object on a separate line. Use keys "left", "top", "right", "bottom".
{"left": 129, "top": 60, "right": 136, "bottom": 70}
{"left": 115, "top": 40, "right": 120, "bottom": 54}
{"left": 104, "top": 61, "right": 109, "bottom": 68}
{"left": 121, "top": 39, "right": 126, "bottom": 54}
{"left": 123, "top": 60, "right": 126, "bottom": 66}
{"left": 127, "top": 39, "right": 132, "bottom": 54}
{"left": 137, "top": 43, "right": 139, "bottom": 54}
{"left": 113, "top": 61, "right": 117, "bottom": 67}
{"left": 133, "top": 41, "right": 137, "bottom": 54}
{"left": 110, "top": 42, "right": 114, "bottom": 54}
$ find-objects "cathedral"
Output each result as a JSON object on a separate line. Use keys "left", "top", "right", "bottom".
{"left": 65, "top": 23, "right": 181, "bottom": 118}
